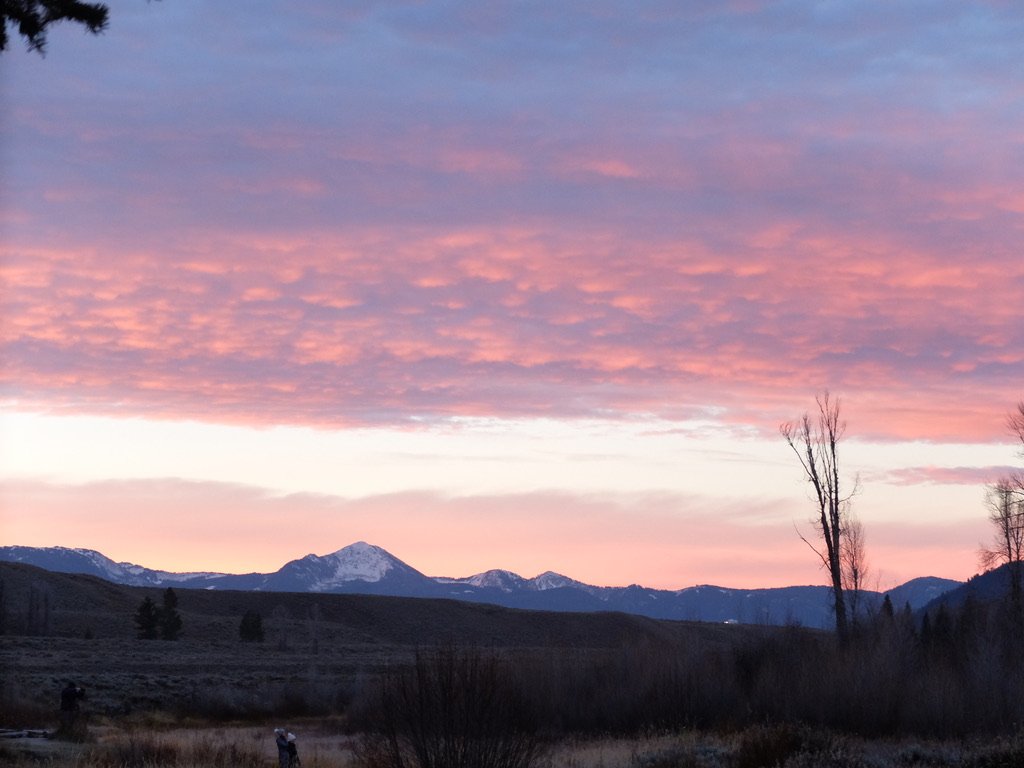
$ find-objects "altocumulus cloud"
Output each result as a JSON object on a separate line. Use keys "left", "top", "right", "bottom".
{"left": 2, "top": 1, "right": 1024, "bottom": 441}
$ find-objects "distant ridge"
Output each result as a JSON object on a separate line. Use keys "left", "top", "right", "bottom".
{"left": 916, "top": 562, "right": 1023, "bottom": 615}
{"left": 0, "top": 542, "right": 961, "bottom": 629}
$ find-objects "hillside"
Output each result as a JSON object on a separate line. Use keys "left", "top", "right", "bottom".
{"left": 0, "top": 561, "right": 752, "bottom": 646}
{"left": 918, "top": 561, "right": 1023, "bottom": 615}
{"left": 0, "top": 562, "right": 776, "bottom": 718}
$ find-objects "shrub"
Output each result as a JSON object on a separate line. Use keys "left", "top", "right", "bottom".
{"left": 83, "top": 732, "right": 265, "bottom": 768}
{"left": 355, "top": 644, "right": 545, "bottom": 768}
{"left": 0, "top": 685, "right": 51, "bottom": 729}
{"left": 91, "top": 734, "right": 181, "bottom": 767}
{"left": 968, "top": 734, "right": 1024, "bottom": 768}
{"left": 631, "top": 743, "right": 703, "bottom": 768}
{"left": 734, "top": 724, "right": 806, "bottom": 768}
{"left": 239, "top": 610, "right": 264, "bottom": 643}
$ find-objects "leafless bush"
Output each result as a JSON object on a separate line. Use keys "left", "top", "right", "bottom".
{"left": 733, "top": 724, "right": 813, "bottom": 768}
{"left": 966, "top": 733, "right": 1024, "bottom": 768}
{"left": 0, "top": 685, "right": 52, "bottom": 729}
{"left": 82, "top": 731, "right": 265, "bottom": 768}
{"left": 181, "top": 678, "right": 353, "bottom": 721}
{"left": 631, "top": 744, "right": 703, "bottom": 768}
{"left": 346, "top": 602, "right": 1024, "bottom": 742}
{"left": 354, "top": 644, "right": 544, "bottom": 768}
{"left": 87, "top": 734, "right": 181, "bottom": 767}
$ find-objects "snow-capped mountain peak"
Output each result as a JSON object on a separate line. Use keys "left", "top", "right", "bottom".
{"left": 263, "top": 541, "right": 439, "bottom": 595}
{"left": 321, "top": 541, "right": 395, "bottom": 583}
{"left": 529, "top": 571, "right": 581, "bottom": 591}
{"left": 0, "top": 542, "right": 965, "bottom": 630}
{"left": 463, "top": 569, "right": 528, "bottom": 592}
{"left": 0, "top": 545, "right": 224, "bottom": 587}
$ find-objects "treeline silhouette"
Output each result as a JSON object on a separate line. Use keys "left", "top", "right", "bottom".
{"left": 351, "top": 584, "right": 1024, "bottom": 746}
{"left": 126, "top": 576, "right": 1024, "bottom": 741}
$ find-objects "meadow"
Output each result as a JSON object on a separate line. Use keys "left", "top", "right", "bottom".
{"left": 4, "top": 563, "right": 1024, "bottom": 767}
{"left": 6, "top": 716, "right": 1024, "bottom": 768}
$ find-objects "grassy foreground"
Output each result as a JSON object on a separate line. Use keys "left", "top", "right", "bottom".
{"left": 4, "top": 721, "right": 1024, "bottom": 768}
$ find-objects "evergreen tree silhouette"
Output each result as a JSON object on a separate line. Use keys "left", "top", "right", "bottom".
{"left": 239, "top": 610, "right": 264, "bottom": 642}
{"left": 159, "top": 587, "right": 183, "bottom": 640}
{"left": 134, "top": 596, "right": 159, "bottom": 639}
{"left": 880, "top": 594, "right": 895, "bottom": 621}
{"left": 1, "top": 1, "right": 109, "bottom": 53}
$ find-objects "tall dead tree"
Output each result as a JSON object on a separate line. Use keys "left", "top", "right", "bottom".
{"left": 781, "top": 392, "right": 858, "bottom": 641}
{"left": 1008, "top": 401, "right": 1024, "bottom": 452}
{"left": 984, "top": 401, "right": 1024, "bottom": 613}
{"left": 980, "top": 476, "right": 1024, "bottom": 611}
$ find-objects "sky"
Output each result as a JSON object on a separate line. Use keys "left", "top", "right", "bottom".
{"left": 2, "top": 0, "right": 1024, "bottom": 590}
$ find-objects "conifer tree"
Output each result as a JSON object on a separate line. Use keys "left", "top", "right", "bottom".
{"left": 239, "top": 610, "right": 264, "bottom": 643}
{"left": 159, "top": 587, "right": 183, "bottom": 640}
{"left": 880, "top": 594, "right": 895, "bottom": 621}
{"left": 919, "top": 611, "right": 932, "bottom": 648}
{"left": 901, "top": 601, "right": 913, "bottom": 626}
{"left": 135, "top": 596, "right": 159, "bottom": 639}
{"left": 1, "top": 0, "right": 109, "bottom": 53}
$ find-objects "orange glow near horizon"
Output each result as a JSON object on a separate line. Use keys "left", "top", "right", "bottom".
{"left": 0, "top": 476, "right": 987, "bottom": 589}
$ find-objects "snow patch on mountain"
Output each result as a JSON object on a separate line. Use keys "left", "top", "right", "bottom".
{"left": 121, "top": 563, "right": 223, "bottom": 581}
{"left": 68, "top": 548, "right": 126, "bottom": 578}
{"left": 530, "top": 571, "right": 582, "bottom": 591}
{"left": 148, "top": 569, "right": 224, "bottom": 582}
{"left": 459, "top": 569, "right": 527, "bottom": 592}
{"left": 322, "top": 541, "right": 395, "bottom": 584}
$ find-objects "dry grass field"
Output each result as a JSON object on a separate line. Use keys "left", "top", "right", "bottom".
{"left": 4, "top": 721, "right": 1024, "bottom": 768}
{"left": 3, "top": 726, "right": 730, "bottom": 768}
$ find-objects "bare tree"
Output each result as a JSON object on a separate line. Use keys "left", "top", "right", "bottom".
{"left": 781, "top": 392, "right": 860, "bottom": 641}
{"left": 980, "top": 401, "right": 1024, "bottom": 613}
{"left": 1008, "top": 401, "right": 1024, "bottom": 451}
{"left": 842, "top": 516, "right": 869, "bottom": 626}
{"left": 979, "top": 476, "right": 1024, "bottom": 610}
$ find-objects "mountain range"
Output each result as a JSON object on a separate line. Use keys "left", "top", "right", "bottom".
{"left": 0, "top": 542, "right": 961, "bottom": 629}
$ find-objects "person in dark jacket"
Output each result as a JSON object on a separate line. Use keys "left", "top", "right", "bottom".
{"left": 274, "top": 728, "right": 290, "bottom": 768}
{"left": 59, "top": 681, "right": 86, "bottom": 735}
{"left": 286, "top": 732, "right": 300, "bottom": 767}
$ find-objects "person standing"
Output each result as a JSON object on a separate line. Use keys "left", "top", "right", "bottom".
{"left": 58, "top": 681, "right": 86, "bottom": 737}
{"left": 274, "top": 728, "right": 290, "bottom": 768}
{"left": 274, "top": 728, "right": 301, "bottom": 767}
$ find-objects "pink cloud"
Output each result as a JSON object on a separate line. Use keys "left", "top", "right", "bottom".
{"left": 879, "top": 466, "right": 1019, "bottom": 487}
{"left": 4, "top": 1, "right": 1024, "bottom": 446}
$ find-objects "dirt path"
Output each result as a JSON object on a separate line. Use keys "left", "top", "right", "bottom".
{"left": 0, "top": 731, "right": 89, "bottom": 761}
